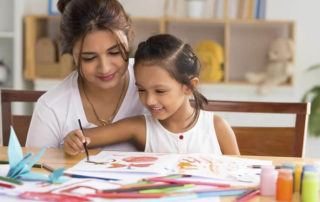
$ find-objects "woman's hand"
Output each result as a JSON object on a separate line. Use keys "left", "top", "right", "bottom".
{"left": 63, "top": 129, "right": 91, "bottom": 155}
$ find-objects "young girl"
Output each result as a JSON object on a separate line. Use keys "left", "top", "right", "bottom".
{"left": 63, "top": 34, "right": 240, "bottom": 155}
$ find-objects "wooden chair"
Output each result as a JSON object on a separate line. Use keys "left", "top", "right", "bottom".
{"left": 200, "top": 100, "right": 310, "bottom": 157}
{"left": 1, "top": 89, "right": 45, "bottom": 146}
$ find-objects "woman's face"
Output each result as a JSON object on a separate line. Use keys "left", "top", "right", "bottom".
{"left": 73, "top": 30, "right": 127, "bottom": 90}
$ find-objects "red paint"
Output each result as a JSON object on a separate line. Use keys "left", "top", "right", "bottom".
{"left": 129, "top": 163, "right": 153, "bottom": 167}
{"left": 122, "top": 156, "right": 157, "bottom": 163}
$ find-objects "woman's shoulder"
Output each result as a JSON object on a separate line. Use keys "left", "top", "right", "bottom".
{"left": 38, "top": 71, "right": 79, "bottom": 107}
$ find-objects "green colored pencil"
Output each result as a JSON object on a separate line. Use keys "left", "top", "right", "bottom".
{"left": 0, "top": 160, "right": 42, "bottom": 168}
{"left": 0, "top": 176, "right": 23, "bottom": 185}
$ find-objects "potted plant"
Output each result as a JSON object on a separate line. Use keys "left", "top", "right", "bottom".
{"left": 302, "top": 64, "right": 320, "bottom": 136}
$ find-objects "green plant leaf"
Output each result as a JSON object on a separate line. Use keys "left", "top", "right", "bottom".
{"left": 309, "top": 94, "right": 320, "bottom": 136}
{"left": 302, "top": 86, "right": 320, "bottom": 102}
{"left": 307, "top": 64, "right": 320, "bottom": 72}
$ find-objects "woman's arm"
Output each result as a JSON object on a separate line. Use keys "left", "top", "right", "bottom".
{"left": 214, "top": 114, "right": 240, "bottom": 155}
{"left": 63, "top": 115, "right": 146, "bottom": 155}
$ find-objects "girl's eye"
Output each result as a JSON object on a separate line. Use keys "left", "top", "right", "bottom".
{"left": 82, "top": 57, "right": 96, "bottom": 62}
{"left": 109, "top": 51, "right": 121, "bottom": 55}
{"left": 137, "top": 89, "right": 145, "bottom": 93}
{"left": 156, "top": 90, "right": 166, "bottom": 94}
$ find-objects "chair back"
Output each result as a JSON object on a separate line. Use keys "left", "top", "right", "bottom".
{"left": 199, "top": 100, "right": 310, "bottom": 157}
{"left": 1, "top": 89, "right": 45, "bottom": 146}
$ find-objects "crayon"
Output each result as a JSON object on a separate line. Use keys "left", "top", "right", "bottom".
{"left": 0, "top": 176, "right": 22, "bottom": 185}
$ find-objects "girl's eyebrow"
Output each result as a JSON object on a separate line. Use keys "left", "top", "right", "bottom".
{"left": 80, "top": 44, "right": 119, "bottom": 55}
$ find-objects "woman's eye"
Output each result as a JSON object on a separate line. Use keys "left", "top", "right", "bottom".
{"left": 138, "top": 89, "right": 145, "bottom": 93}
{"left": 82, "top": 57, "right": 96, "bottom": 62}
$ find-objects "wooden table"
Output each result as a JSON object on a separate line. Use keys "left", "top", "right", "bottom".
{"left": 0, "top": 147, "right": 318, "bottom": 201}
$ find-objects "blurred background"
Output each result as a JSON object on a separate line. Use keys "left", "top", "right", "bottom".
{"left": 0, "top": 0, "right": 319, "bottom": 157}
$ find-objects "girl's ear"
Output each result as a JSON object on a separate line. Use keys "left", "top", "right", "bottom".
{"left": 184, "top": 77, "right": 199, "bottom": 95}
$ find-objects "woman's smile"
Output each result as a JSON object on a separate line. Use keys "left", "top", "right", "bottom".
{"left": 97, "top": 72, "right": 116, "bottom": 82}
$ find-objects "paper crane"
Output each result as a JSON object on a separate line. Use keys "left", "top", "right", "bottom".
{"left": 6, "top": 127, "right": 68, "bottom": 183}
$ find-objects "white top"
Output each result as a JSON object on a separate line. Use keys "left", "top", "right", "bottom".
{"left": 26, "top": 59, "right": 146, "bottom": 151}
{"left": 144, "top": 110, "right": 222, "bottom": 154}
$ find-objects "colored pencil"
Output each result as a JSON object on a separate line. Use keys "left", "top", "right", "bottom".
{"left": 103, "top": 183, "right": 185, "bottom": 193}
{"left": 86, "top": 192, "right": 165, "bottom": 199}
{"left": 0, "top": 160, "right": 42, "bottom": 168}
{"left": 147, "top": 177, "right": 230, "bottom": 187}
{"left": 42, "top": 163, "right": 55, "bottom": 173}
{"left": 250, "top": 165, "right": 281, "bottom": 169}
{"left": 235, "top": 189, "right": 260, "bottom": 202}
{"left": 197, "top": 189, "right": 244, "bottom": 197}
{"left": 78, "top": 119, "right": 90, "bottom": 161}
{"left": 67, "top": 173, "right": 118, "bottom": 181}
{"left": 0, "top": 182, "right": 15, "bottom": 189}
{"left": 140, "top": 184, "right": 194, "bottom": 194}
{"left": 0, "top": 176, "right": 22, "bottom": 185}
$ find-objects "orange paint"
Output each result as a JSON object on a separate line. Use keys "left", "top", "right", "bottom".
{"left": 276, "top": 169, "right": 293, "bottom": 201}
{"left": 109, "top": 163, "right": 126, "bottom": 168}
{"left": 178, "top": 162, "right": 197, "bottom": 170}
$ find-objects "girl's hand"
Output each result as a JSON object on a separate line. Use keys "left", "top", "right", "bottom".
{"left": 63, "top": 129, "right": 91, "bottom": 155}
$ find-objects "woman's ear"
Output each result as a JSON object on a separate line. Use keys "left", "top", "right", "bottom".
{"left": 184, "top": 77, "right": 199, "bottom": 95}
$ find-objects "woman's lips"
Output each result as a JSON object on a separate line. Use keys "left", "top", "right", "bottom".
{"left": 97, "top": 73, "right": 115, "bottom": 81}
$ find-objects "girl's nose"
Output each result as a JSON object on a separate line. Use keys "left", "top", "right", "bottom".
{"left": 146, "top": 94, "right": 157, "bottom": 106}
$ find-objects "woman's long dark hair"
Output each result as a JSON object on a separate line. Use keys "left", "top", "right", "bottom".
{"left": 57, "top": 0, "right": 133, "bottom": 64}
{"left": 134, "top": 34, "right": 208, "bottom": 127}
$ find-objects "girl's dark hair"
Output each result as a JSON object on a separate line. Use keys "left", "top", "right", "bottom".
{"left": 134, "top": 34, "right": 208, "bottom": 127}
{"left": 57, "top": 0, "right": 133, "bottom": 62}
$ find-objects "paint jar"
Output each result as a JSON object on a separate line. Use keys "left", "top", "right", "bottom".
{"left": 313, "top": 162, "right": 320, "bottom": 191}
{"left": 260, "top": 165, "right": 277, "bottom": 196}
{"left": 300, "top": 165, "right": 317, "bottom": 194}
{"left": 294, "top": 162, "right": 303, "bottom": 192}
{"left": 301, "top": 171, "right": 319, "bottom": 202}
{"left": 276, "top": 169, "right": 293, "bottom": 201}
{"left": 282, "top": 163, "right": 295, "bottom": 193}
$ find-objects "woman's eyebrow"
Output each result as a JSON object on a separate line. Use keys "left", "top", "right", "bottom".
{"left": 80, "top": 44, "right": 119, "bottom": 55}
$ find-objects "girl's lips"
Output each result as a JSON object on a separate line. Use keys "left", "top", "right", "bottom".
{"left": 97, "top": 73, "right": 115, "bottom": 81}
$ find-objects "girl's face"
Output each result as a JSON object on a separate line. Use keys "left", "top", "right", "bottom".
{"left": 135, "top": 64, "right": 190, "bottom": 120}
{"left": 73, "top": 30, "right": 127, "bottom": 90}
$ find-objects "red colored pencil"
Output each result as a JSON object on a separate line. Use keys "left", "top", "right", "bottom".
{"left": 86, "top": 192, "right": 165, "bottom": 199}
{"left": 235, "top": 189, "right": 260, "bottom": 202}
{"left": 0, "top": 182, "right": 15, "bottom": 189}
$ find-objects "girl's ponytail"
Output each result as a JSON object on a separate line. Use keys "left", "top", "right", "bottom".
{"left": 57, "top": 0, "right": 72, "bottom": 13}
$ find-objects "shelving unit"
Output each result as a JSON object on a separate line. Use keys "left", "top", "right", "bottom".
{"left": 0, "top": 0, "right": 24, "bottom": 145}
{"left": 0, "top": 0, "right": 24, "bottom": 89}
{"left": 133, "top": 17, "right": 295, "bottom": 85}
{"left": 24, "top": 15, "right": 295, "bottom": 85}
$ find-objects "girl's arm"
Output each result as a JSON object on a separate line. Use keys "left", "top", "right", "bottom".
{"left": 63, "top": 115, "right": 146, "bottom": 155}
{"left": 214, "top": 114, "right": 240, "bottom": 155}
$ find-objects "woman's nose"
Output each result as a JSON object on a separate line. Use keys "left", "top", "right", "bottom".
{"left": 97, "top": 56, "right": 110, "bottom": 73}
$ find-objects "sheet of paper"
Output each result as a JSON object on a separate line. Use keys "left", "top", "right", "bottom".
{"left": 65, "top": 151, "right": 271, "bottom": 185}
{"left": 67, "top": 151, "right": 178, "bottom": 174}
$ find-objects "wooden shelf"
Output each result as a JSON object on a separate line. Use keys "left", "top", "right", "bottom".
{"left": 131, "top": 17, "right": 295, "bottom": 86}
{"left": 23, "top": 15, "right": 295, "bottom": 85}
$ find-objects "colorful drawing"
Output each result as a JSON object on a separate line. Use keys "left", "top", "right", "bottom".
{"left": 65, "top": 151, "right": 272, "bottom": 185}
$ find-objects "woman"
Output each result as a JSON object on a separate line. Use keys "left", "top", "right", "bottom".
{"left": 26, "top": 0, "right": 145, "bottom": 151}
